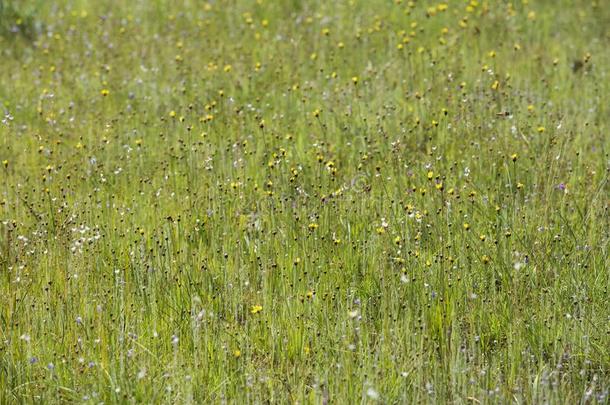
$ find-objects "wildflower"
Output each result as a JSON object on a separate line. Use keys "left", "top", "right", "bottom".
{"left": 233, "top": 349, "right": 241, "bottom": 358}
{"left": 352, "top": 76, "right": 359, "bottom": 85}
{"left": 511, "top": 154, "right": 518, "bottom": 162}
{"left": 537, "top": 126, "right": 545, "bottom": 133}
{"left": 366, "top": 388, "right": 380, "bottom": 400}
{"left": 250, "top": 304, "right": 263, "bottom": 314}
{"left": 100, "top": 89, "right": 109, "bottom": 97}
{"left": 463, "top": 223, "right": 470, "bottom": 231}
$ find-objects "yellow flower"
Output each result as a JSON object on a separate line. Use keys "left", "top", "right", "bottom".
{"left": 250, "top": 305, "right": 263, "bottom": 314}
{"left": 100, "top": 89, "right": 109, "bottom": 97}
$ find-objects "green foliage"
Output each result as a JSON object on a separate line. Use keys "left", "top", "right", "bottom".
{"left": 0, "top": 0, "right": 608, "bottom": 403}
{"left": 0, "top": 0, "right": 40, "bottom": 39}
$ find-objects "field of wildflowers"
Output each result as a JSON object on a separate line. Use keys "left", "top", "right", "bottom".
{"left": 1, "top": 0, "right": 608, "bottom": 403}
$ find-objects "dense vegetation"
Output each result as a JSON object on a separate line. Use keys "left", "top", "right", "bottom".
{"left": 1, "top": 0, "right": 608, "bottom": 403}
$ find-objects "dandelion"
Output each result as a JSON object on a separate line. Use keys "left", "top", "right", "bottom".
{"left": 250, "top": 305, "right": 263, "bottom": 314}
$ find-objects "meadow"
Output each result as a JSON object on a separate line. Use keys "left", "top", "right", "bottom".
{"left": 0, "top": 0, "right": 608, "bottom": 403}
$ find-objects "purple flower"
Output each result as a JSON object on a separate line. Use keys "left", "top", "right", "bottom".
{"left": 556, "top": 183, "right": 566, "bottom": 191}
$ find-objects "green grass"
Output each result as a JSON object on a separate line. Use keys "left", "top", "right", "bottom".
{"left": 1, "top": 0, "right": 608, "bottom": 403}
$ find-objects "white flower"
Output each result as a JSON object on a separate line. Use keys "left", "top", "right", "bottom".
{"left": 366, "top": 387, "right": 379, "bottom": 400}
